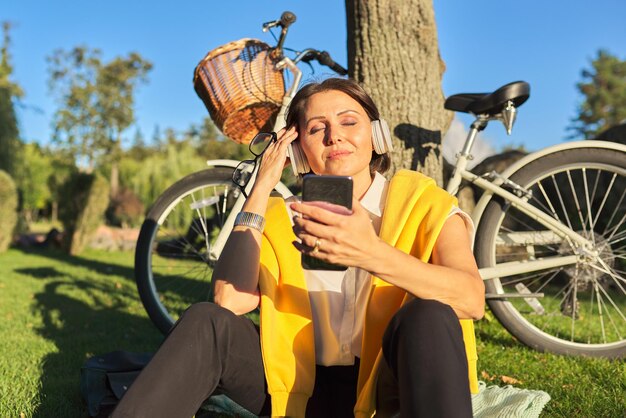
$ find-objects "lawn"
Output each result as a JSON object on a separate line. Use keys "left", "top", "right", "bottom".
{"left": 0, "top": 247, "right": 624, "bottom": 417}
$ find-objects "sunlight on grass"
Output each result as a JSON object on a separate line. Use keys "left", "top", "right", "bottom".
{"left": 0, "top": 248, "right": 623, "bottom": 416}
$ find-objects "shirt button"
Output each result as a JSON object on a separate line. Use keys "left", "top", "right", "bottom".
{"left": 342, "top": 344, "right": 349, "bottom": 353}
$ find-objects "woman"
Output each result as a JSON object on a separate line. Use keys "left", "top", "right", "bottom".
{"left": 113, "top": 78, "right": 484, "bottom": 418}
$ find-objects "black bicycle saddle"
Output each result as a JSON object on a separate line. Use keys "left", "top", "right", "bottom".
{"left": 444, "top": 81, "right": 530, "bottom": 116}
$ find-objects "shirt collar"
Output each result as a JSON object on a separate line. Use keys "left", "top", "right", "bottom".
{"left": 359, "top": 172, "right": 388, "bottom": 218}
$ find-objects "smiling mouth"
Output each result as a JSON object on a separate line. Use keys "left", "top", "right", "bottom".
{"left": 327, "top": 150, "right": 352, "bottom": 159}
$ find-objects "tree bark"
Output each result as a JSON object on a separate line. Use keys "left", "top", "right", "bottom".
{"left": 110, "top": 160, "right": 119, "bottom": 197}
{"left": 346, "top": 0, "right": 451, "bottom": 185}
{"left": 51, "top": 201, "right": 58, "bottom": 223}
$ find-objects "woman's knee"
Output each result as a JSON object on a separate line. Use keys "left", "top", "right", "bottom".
{"left": 383, "top": 299, "right": 460, "bottom": 354}
{"left": 394, "top": 298, "right": 456, "bottom": 328}
{"left": 178, "top": 302, "right": 236, "bottom": 330}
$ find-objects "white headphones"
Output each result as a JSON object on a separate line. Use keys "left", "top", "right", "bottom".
{"left": 287, "top": 119, "right": 394, "bottom": 175}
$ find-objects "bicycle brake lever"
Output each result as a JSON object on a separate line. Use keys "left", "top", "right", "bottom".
{"left": 262, "top": 19, "right": 281, "bottom": 32}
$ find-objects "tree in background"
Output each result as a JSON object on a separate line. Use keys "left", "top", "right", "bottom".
{"left": 0, "top": 22, "right": 24, "bottom": 180}
{"left": 188, "top": 116, "right": 249, "bottom": 161}
{"left": 345, "top": 0, "right": 450, "bottom": 185}
{"left": 569, "top": 50, "right": 626, "bottom": 140}
{"left": 46, "top": 149, "right": 76, "bottom": 223}
{"left": 47, "top": 47, "right": 152, "bottom": 195}
{"left": 16, "top": 143, "right": 53, "bottom": 224}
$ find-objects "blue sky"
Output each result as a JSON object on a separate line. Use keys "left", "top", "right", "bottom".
{"left": 2, "top": 0, "right": 625, "bottom": 154}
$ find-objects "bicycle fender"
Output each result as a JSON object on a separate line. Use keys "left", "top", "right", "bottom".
{"left": 471, "top": 140, "right": 626, "bottom": 227}
{"left": 205, "top": 159, "right": 240, "bottom": 169}
{"left": 205, "top": 159, "right": 294, "bottom": 198}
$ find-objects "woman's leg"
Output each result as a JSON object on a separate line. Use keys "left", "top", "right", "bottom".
{"left": 381, "top": 298, "right": 472, "bottom": 418}
{"left": 306, "top": 360, "right": 360, "bottom": 418}
{"left": 112, "top": 302, "right": 269, "bottom": 418}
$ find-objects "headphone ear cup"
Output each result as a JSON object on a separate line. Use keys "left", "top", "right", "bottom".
{"left": 371, "top": 119, "right": 394, "bottom": 154}
{"left": 287, "top": 141, "right": 311, "bottom": 175}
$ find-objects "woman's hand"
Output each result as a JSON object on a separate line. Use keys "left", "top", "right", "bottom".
{"left": 252, "top": 126, "right": 298, "bottom": 196}
{"left": 290, "top": 197, "right": 382, "bottom": 270}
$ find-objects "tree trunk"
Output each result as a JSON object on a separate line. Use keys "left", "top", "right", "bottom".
{"left": 110, "top": 137, "right": 122, "bottom": 197}
{"left": 110, "top": 160, "right": 119, "bottom": 197}
{"left": 346, "top": 0, "right": 451, "bottom": 185}
{"left": 51, "top": 201, "right": 58, "bottom": 223}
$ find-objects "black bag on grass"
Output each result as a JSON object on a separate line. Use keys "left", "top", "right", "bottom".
{"left": 80, "top": 351, "right": 152, "bottom": 418}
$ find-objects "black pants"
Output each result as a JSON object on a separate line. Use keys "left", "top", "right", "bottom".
{"left": 112, "top": 299, "right": 471, "bottom": 418}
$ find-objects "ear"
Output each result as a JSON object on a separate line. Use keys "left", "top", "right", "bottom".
{"left": 371, "top": 119, "right": 394, "bottom": 154}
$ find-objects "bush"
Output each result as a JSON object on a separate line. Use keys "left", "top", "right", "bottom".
{"left": 59, "top": 172, "right": 110, "bottom": 255}
{"left": 106, "top": 187, "right": 145, "bottom": 227}
{"left": 0, "top": 170, "right": 18, "bottom": 252}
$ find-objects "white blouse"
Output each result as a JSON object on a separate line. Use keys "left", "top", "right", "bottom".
{"left": 288, "top": 173, "right": 474, "bottom": 366}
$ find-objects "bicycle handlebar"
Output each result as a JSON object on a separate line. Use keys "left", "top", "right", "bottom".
{"left": 264, "top": 12, "right": 348, "bottom": 77}
{"left": 300, "top": 50, "right": 348, "bottom": 75}
{"left": 263, "top": 11, "right": 297, "bottom": 32}
{"left": 280, "top": 11, "right": 296, "bottom": 28}
{"left": 316, "top": 51, "right": 348, "bottom": 75}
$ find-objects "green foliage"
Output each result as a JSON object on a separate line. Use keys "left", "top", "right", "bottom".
{"left": 14, "top": 143, "right": 53, "bottom": 220}
{"left": 0, "top": 22, "right": 24, "bottom": 98}
{"left": 0, "top": 23, "right": 23, "bottom": 179}
{"left": 47, "top": 46, "right": 152, "bottom": 172}
{"left": 125, "top": 139, "right": 207, "bottom": 209}
{"left": 570, "top": 50, "right": 626, "bottom": 140}
{"left": 0, "top": 170, "right": 18, "bottom": 251}
{"left": 0, "top": 87, "right": 21, "bottom": 178}
{"left": 188, "top": 117, "right": 249, "bottom": 161}
{"left": 59, "top": 172, "right": 110, "bottom": 255}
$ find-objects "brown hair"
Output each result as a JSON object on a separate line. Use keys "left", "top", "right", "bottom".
{"left": 285, "top": 78, "right": 391, "bottom": 175}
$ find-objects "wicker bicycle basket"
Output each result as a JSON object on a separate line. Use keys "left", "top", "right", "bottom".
{"left": 193, "top": 39, "right": 285, "bottom": 144}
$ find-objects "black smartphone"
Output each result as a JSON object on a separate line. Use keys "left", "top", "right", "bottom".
{"left": 301, "top": 175, "right": 353, "bottom": 271}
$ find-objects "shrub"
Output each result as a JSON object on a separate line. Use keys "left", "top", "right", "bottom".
{"left": 106, "top": 187, "right": 145, "bottom": 228}
{"left": 0, "top": 170, "right": 18, "bottom": 252}
{"left": 59, "top": 172, "right": 110, "bottom": 255}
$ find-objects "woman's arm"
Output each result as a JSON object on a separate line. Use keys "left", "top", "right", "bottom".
{"left": 291, "top": 199, "right": 485, "bottom": 320}
{"left": 373, "top": 214, "right": 485, "bottom": 319}
{"left": 212, "top": 127, "right": 298, "bottom": 315}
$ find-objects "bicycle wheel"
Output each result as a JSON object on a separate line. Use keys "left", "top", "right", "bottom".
{"left": 135, "top": 167, "right": 241, "bottom": 334}
{"left": 475, "top": 147, "right": 626, "bottom": 358}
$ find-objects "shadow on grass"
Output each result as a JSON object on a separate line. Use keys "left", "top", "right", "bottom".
{"left": 17, "top": 247, "right": 136, "bottom": 283}
{"left": 29, "top": 270, "right": 163, "bottom": 417}
{"left": 18, "top": 247, "right": 214, "bottom": 321}
{"left": 474, "top": 317, "right": 521, "bottom": 349}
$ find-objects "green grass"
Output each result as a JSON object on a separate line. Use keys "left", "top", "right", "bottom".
{"left": 0, "top": 247, "right": 624, "bottom": 417}
{"left": 0, "top": 248, "right": 162, "bottom": 417}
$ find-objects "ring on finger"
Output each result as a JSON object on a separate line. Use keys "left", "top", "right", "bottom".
{"left": 311, "top": 238, "right": 322, "bottom": 254}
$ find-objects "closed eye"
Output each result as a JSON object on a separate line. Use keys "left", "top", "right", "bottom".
{"left": 309, "top": 125, "right": 326, "bottom": 134}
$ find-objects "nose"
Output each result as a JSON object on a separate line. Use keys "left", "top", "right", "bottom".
{"left": 324, "top": 123, "right": 343, "bottom": 146}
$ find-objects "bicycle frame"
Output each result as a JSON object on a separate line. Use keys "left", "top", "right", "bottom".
{"left": 445, "top": 118, "right": 625, "bottom": 282}
{"left": 205, "top": 58, "right": 303, "bottom": 261}
{"left": 204, "top": 50, "right": 620, "bottom": 288}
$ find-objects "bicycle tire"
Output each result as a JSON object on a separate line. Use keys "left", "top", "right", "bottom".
{"left": 135, "top": 167, "right": 242, "bottom": 334}
{"left": 475, "top": 147, "right": 626, "bottom": 358}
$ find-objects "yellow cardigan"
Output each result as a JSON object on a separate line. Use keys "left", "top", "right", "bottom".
{"left": 258, "top": 169, "right": 478, "bottom": 417}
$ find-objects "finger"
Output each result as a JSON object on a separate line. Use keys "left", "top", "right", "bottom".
{"left": 294, "top": 232, "right": 322, "bottom": 250}
{"left": 293, "top": 240, "right": 328, "bottom": 259}
{"left": 290, "top": 202, "right": 347, "bottom": 226}
{"left": 276, "top": 126, "right": 297, "bottom": 143}
{"left": 293, "top": 217, "right": 335, "bottom": 241}
{"left": 293, "top": 237, "right": 332, "bottom": 255}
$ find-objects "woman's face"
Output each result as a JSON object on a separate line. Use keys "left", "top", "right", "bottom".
{"left": 297, "top": 90, "right": 373, "bottom": 185}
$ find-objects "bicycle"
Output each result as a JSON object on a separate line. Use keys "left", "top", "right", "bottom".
{"left": 134, "top": 12, "right": 626, "bottom": 359}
